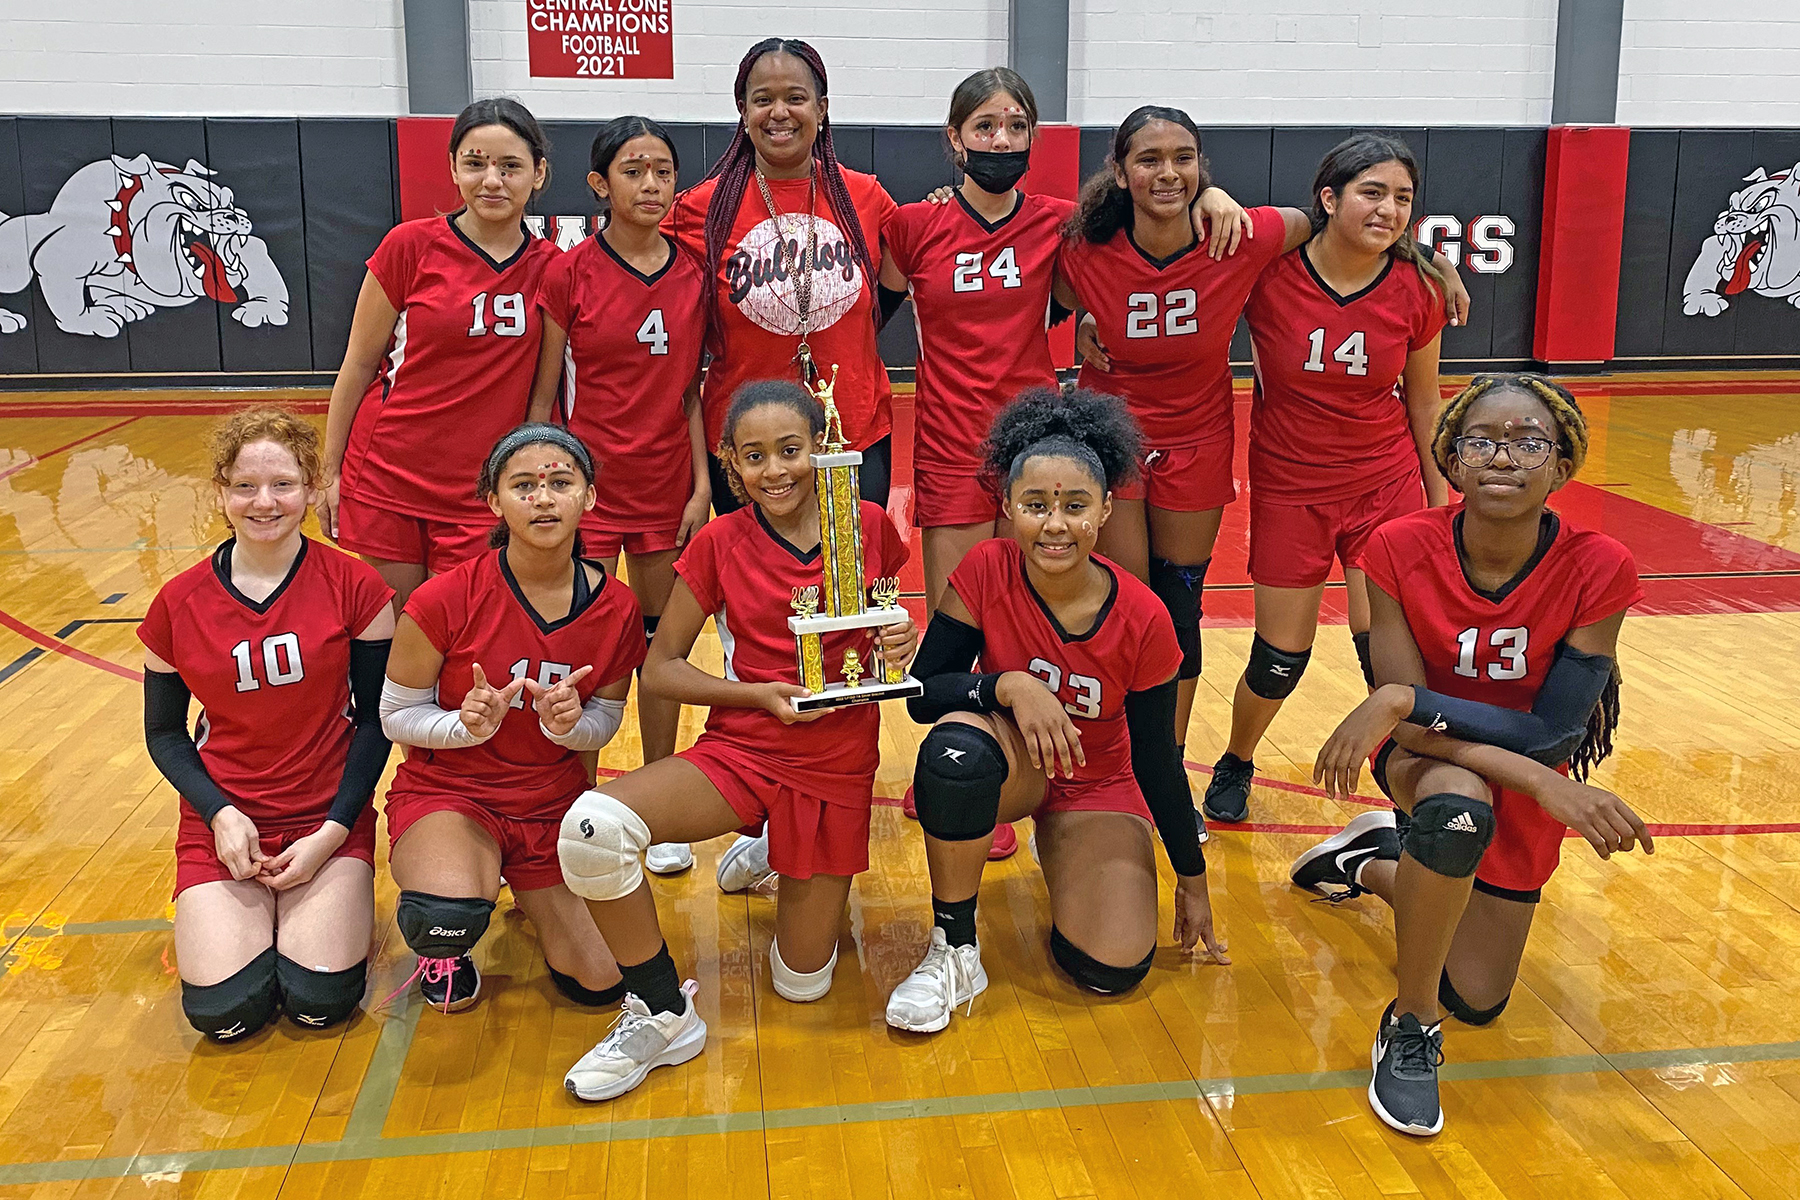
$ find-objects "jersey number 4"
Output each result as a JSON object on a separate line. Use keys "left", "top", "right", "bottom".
{"left": 1303, "top": 328, "right": 1369, "bottom": 376}
{"left": 1027, "top": 657, "right": 1102, "bottom": 719}
{"left": 468, "top": 293, "right": 527, "bottom": 338}
{"left": 952, "top": 247, "right": 1021, "bottom": 292}
{"left": 636, "top": 309, "right": 669, "bottom": 355}
{"left": 231, "top": 634, "right": 304, "bottom": 692}
{"left": 1125, "top": 289, "right": 1198, "bottom": 339}
{"left": 1454, "top": 626, "right": 1528, "bottom": 680}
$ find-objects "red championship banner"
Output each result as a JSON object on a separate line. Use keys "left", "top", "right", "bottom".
{"left": 526, "top": 0, "right": 673, "bottom": 79}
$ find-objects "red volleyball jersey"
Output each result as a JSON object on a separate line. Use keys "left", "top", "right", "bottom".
{"left": 949, "top": 538, "right": 1182, "bottom": 786}
{"left": 674, "top": 500, "right": 910, "bottom": 803}
{"left": 390, "top": 550, "right": 646, "bottom": 819}
{"left": 1245, "top": 246, "right": 1446, "bottom": 503}
{"left": 138, "top": 539, "right": 394, "bottom": 826}
{"left": 538, "top": 233, "right": 707, "bottom": 531}
{"left": 669, "top": 167, "right": 898, "bottom": 452}
{"left": 1358, "top": 508, "right": 1642, "bottom": 713}
{"left": 886, "top": 192, "right": 1074, "bottom": 473}
{"left": 341, "top": 215, "right": 561, "bottom": 524}
{"left": 1059, "top": 205, "right": 1286, "bottom": 448}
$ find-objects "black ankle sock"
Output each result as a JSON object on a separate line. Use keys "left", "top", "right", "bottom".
{"left": 932, "top": 895, "right": 979, "bottom": 948}
{"left": 619, "top": 943, "right": 683, "bottom": 1015}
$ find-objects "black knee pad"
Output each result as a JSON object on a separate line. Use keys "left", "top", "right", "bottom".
{"left": 1402, "top": 793, "right": 1496, "bottom": 878}
{"left": 1352, "top": 631, "right": 1374, "bottom": 689}
{"left": 1439, "top": 968, "right": 1510, "bottom": 1026}
{"left": 1048, "top": 926, "right": 1154, "bottom": 995}
{"left": 1243, "top": 633, "right": 1312, "bottom": 700}
{"left": 913, "top": 721, "right": 1008, "bottom": 842}
{"left": 1149, "top": 557, "right": 1209, "bottom": 679}
{"left": 182, "top": 947, "right": 280, "bottom": 1042}
{"left": 276, "top": 955, "right": 367, "bottom": 1029}
{"left": 395, "top": 892, "right": 495, "bottom": 960}
{"left": 642, "top": 614, "right": 661, "bottom": 642}
{"left": 548, "top": 962, "right": 629, "bottom": 1007}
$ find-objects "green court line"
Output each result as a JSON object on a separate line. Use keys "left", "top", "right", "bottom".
{"left": 1, "top": 918, "right": 176, "bottom": 937}
{"left": 2, "top": 1038, "right": 1795, "bottom": 1187}
{"left": 341, "top": 989, "right": 423, "bottom": 1143}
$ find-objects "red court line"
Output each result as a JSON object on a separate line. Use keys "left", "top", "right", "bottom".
{"left": 0, "top": 416, "right": 139, "bottom": 482}
{"left": 0, "top": 608, "right": 143, "bottom": 682}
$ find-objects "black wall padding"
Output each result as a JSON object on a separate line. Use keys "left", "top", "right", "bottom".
{"left": 1491, "top": 127, "right": 1545, "bottom": 362}
{"left": 1735, "top": 129, "right": 1800, "bottom": 357}
{"left": 301, "top": 119, "right": 395, "bottom": 373}
{"left": 1662, "top": 129, "right": 1757, "bottom": 359}
{"left": 203, "top": 119, "right": 313, "bottom": 372}
{"left": 1421, "top": 127, "right": 1501, "bottom": 361}
{"left": 0, "top": 117, "right": 36, "bottom": 375}
{"left": 112, "top": 118, "right": 221, "bottom": 374}
{"left": 1615, "top": 129, "right": 1680, "bottom": 358}
{"left": 17, "top": 117, "right": 131, "bottom": 373}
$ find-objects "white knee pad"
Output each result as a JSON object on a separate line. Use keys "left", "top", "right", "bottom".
{"left": 769, "top": 938, "right": 837, "bottom": 1003}
{"left": 558, "top": 790, "right": 652, "bottom": 902}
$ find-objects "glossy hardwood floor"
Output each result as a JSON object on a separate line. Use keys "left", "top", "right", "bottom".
{"left": 1, "top": 377, "right": 1798, "bottom": 1198}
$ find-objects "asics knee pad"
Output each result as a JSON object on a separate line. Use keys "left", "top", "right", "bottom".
{"left": 770, "top": 937, "right": 838, "bottom": 1003}
{"left": 1244, "top": 633, "right": 1312, "bottom": 701}
{"left": 276, "top": 955, "right": 367, "bottom": 1029}
{"left": 1352, "top": 631, "right": 1375, "bottom": 689}
{"left": 1048, "top": 926, "right": 1153, "bottom": 995}
{"left": 1402, "top": 793, "right": 1496, "bottom": 878}
{"left": 1149, "top": 557, "right": 1209, "bottom": 680}
{"left": 181, "top": 947, "right": 280, "bottom": 1042}
{"left": 1439, "top": 969, "right": 1510, "bottom": 1026}
{"left": 395, "top": 891, "right": 495, "bottom": 959}
{"left": 558, "top": 789, "right": 653, "bottom": 901}
{"left": 547, "top": 962, "right": 628, "bottom": 1007}
{"left": 913, "top": 721, "right": 1008, "bottom": 842}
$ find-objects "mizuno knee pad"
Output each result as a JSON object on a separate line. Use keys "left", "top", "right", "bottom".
{"left": 395, "top": 891, "right": 495, "bottom": 960}
{"left": 181, "top": 946, "right": 280, "bottom": 1042}
{"left": 546, "top": 962, "right": 628, "bottom": 1007}
{"left": 1048, "top": 926, "right": 1153, "bottom": 995}
{"left": 913, "top": 721, "right": 1008, "bottom": 842}
{"left": 1403, "top": 793, "right": 1496, "bottom": 878}
{"left": 276, "top": 955, "right": 367, "bottom": 1029}
{"left": 1244, "top": 633, "right": 1312, "bottom": 701}
{"left": 1439, "top": 968, "right": 1510, "bottom": 1026}
{"left": 770, "top": 937, "right": 838, "bottom": 1003}
{"left": 558, "top": 789, "right": 653, "bottom": 901}
{"left": 1149, "top": 557, "right": 1209, "bottom": 680}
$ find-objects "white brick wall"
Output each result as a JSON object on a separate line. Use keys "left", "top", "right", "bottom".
{"left": 1618, "top": 0, "right": 1800, "bottom": 126}
{"left": 1068, "top": 0, "right": 1558, "bottom": 126}
{"left": 0, "top": 0, "right": 408, "bottom": 116}
{"left": 468, "top": 0, "right": 1009, "bottom": 123}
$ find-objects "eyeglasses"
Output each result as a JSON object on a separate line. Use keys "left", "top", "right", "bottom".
{"left": 1451, "top": 436, "right": 1557, "bottom": 470}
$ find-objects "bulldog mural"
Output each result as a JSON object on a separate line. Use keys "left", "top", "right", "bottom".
{"left": 1683, "top": 164, "right": 1800, "bottom": 318}
{"left": 0, "top": 154, "right": 288, "bottom": 337}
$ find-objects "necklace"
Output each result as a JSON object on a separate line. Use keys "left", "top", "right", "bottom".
{"left": 754, "top": 166, "right": 819, "bottom": 384}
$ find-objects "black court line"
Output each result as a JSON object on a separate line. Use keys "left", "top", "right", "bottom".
{"left": 0, "top": 617, "right": 144, "bottom": 688}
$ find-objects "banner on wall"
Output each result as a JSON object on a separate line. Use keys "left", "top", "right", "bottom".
{"left": 527, "top": 0, "right": 673, "bottom": 79}
{"left": 1681, "top": 162, "right": 1800, "bottom": 318}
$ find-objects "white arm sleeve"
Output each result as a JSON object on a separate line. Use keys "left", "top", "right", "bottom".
{"left": 380, "top": 678, "right": 485, "bottom": 748}
{"left": 541, "top": 695, "right": 626, "bottom": 751}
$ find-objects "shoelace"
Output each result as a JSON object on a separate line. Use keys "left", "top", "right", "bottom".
{"left": 378, "top": 955, "right": 463, "bottom": 1014}
{"left": 925, "top": 941, "right": 977, "bottom": 1017}
{"left": 1389, "top": 1022, "right": 1446, "bottom": 1080}
{"left": 596, "top": 980, "right": 699, "bottom": 1057}
{"left": 1310, "top": 883, "right": 1370, "bottom": 906}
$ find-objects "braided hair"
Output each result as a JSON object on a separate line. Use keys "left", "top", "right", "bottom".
{"left": 476, "top": 423, "right": 597, "bottom": 550}
{"left": 716, "top": 379, "right": 828, "bottom": 505}
{"left": 1433, "top": 372, "right": 1616, "bottom": 780}
{"left": 1310, "top": 133, "right": 1444, "bottom": 299}
{"left": 982, "top": 385, "right": 1143, "bottom": 499}
{"left": 1068, "top": 105, "right": 1212, "bottom": 245}
{"left": 689, "top": 39, "right": 881, "bottom": 345}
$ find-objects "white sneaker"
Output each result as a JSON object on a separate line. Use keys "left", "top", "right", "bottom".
{"left": 716, "top": 833, "right": 775, "bottom": 894}
{"left": 645, "top": 842, "right": 694, "bottom": 875}
{"left": 564, "top": 980, "right": 706, "bottom": 1102}
{"left": 885, "top": 927, "right": 988, "bottom": 1033}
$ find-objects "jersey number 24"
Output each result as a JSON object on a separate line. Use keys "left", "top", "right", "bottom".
{"left": 952, "top": 247, "right": 1021, "bottom": 292}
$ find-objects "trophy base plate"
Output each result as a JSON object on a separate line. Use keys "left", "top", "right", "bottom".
{"left": 792, "top": 676, "right": 924, "bottom": 712}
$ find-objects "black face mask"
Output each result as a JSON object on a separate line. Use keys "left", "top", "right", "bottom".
{"left": 960, "top": 147, "right": 1032, "bottom": 194}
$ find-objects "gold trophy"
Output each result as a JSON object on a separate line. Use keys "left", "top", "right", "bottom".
{"left": 787, "top": 365, "right": 924, "bottom": 712}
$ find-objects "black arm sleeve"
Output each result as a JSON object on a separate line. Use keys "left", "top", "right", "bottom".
{"left": 1406, "top": 643, "right": 1612, "bottom": 767}
{"left": 906, "top": 612, "right": 1005, "bottom": 725}
{"left": 1048, "top": 298, "right": 1075, "bottom": 327}
{"left": 143, "top": 669, "right": 237, "bottom": 825}
{"left": 878, "top": 283, "right": 908, "bottom": 324}
{"left": 1124, "top": 681, "right": 1206, "bottom": 877}
{"left": 327, "top": 639, "right": 394, "bottom": 830}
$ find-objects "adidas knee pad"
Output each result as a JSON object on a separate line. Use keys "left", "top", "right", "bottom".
{"left": 770, "top": 938, "right": 838, "bottom": 1003}
{"left": 1402, "top": 793, "right": 1496, "bottom": 878}
{"left": 547, "top": 962, "right": 628, "bottom": 1007}
{"left": 1048, "top": 926, "right": 1153, "bottom": 995}
{"left": 276, "top": 955, "right": 367, "bottom": 1029}
{"left": 913, "top": 721, "right": 1008, "bottom": 842}
{"left": 558, "top": 789, "right": 652, "bottom": 901}
{"left": 1439, "top": 968, "right": 1510, "bottom": 1026}
{"left": 181, "top": 947, "right": 280, "bottom": 1042}
{"left": 1244, "top": 633, "right": 1312, "bottom": 701}
{"left": 1150, "top": 557, "right": 1209, "bottom": 680}
{"left": 395, "top": 892, "right": 495, "bottom": 959}
{"left": 1352, "top": 631, "right": 1375, "bottom": 689}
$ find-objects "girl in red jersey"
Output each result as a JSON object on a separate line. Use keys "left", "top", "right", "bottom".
{"left": 1203, "top": 134, "right": 1451, "bottom": 825}
{"left": 529, "top": 115, "right": 711, "bottom": 876}
{"left": 141, "top": 407, "right": 395, "bottom": 1042}
{"left": 555, "top": 380, "right": 918, "bottom": 1102}
{"left": 380, "top": 425, "right": 646, "bottom": 1015}
{"left": 318, "top": 99, "right": 562, "bottom": 608}
{"left": 667, "top": 39, "right": 898, "bottom": 511}
{"left": 1296, "top": 375, "right": 1651, "bottom": 1136}
{"left": 887, "top": 388, "right": 1227, "bottom": 1034}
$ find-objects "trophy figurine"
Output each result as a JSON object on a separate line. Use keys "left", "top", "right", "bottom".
{"left": 786, "top": 365, "right": 924, "bottom": 712}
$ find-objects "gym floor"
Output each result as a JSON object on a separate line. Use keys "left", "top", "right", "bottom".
{"left": 2, "top": 375, "right": 1797, "bottom": 1198}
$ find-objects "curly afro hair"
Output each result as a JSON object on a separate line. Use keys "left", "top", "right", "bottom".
{"left": 981, "top": 384, "right": 1143, "bottom": 499}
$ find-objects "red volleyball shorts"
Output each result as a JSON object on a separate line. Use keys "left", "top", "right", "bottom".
{"left": 1112, "top": 440, "right": 1237, "bottom": 512}
{"left": 678, "top": 739, "right": 873, "bottom": 880}
{"left": 336, "top": 492, "right": 492, "bottom": 575}
{"left": 1248, "top": 469, "right": 1424, "bottom": 589}
{"left": 173, "top": 805, "right": 378, "bottom": 898}
{"left": 914, "top": 469, "right": 1004, "bottom": 529}
{"left": 1033, "top": 764, "right": 1154, "bottom": 825}
{"left": 578, "top": 517, "right": 682, "bottom": 560}
{"left": 385, "top": 791, "right": 568, "bottom": 892}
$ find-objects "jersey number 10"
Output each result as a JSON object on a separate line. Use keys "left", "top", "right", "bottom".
{"left": 231, "top": 634, "right": 304, "bottom": 692}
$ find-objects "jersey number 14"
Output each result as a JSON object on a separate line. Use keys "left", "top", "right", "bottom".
{"left": 1303, "top": 328, "right": 1369, "bottom": 376}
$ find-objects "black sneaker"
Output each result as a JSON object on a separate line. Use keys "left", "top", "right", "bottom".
{"left": 418, "top": 954, "right": 481, "bottom": 1014}
{"left": 1202, "top": 753, "right": 1254, "bottom": 822}
{"left": 1290, "top": 810, "right": 1400, "bottom": 899}
{"left": 1369, "top": 1000, "right": 1445, "bottom": 1135}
